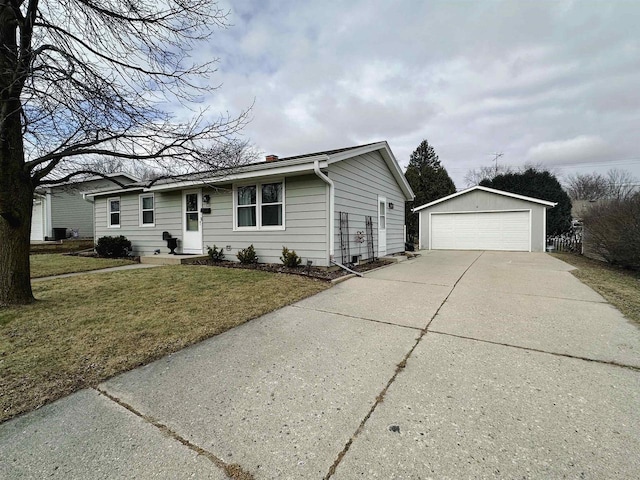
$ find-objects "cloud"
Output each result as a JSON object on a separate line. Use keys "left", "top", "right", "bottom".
{"left": 201, "top": 0, "right": 640, "bottom": 187}
{"left": 526, "top": 136, "right": 611, "bottom": 166}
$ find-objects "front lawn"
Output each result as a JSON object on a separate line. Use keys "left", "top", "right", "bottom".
{"left": 0, "top": 266, "right": 328, "bottom": 422}
{"left": 552, "top": 253, "right": 640, "bottom": 327}
{"left": 30, "top": 253, "right": 135, "bottom": 278}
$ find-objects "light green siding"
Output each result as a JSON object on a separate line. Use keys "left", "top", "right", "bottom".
{"left": 203, "top": 174, "right": 329, "bottom": 266}
{"left": 94, "top": 174, "right": 329, "bottom": 265}
{"left": 328, "top": 151, "right": 406, "bottom": 260}
{"left": 95, "top": 191, "right": 182, "bottom": 255}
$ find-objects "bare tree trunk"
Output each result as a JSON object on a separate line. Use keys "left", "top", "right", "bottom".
{"left": 0, "top": 103, "right": 34, "bottom": 305}
{"left": 0, "top": 3, "right": 34, "bottom": 306}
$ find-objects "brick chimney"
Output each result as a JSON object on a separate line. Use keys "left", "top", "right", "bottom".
{"left": 265, "top": 154, "right": 279, "bottom": 162}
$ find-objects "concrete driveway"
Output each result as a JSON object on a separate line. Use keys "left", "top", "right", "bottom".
{"left": 2, "top": 251, "right": 640, "bottom": 479}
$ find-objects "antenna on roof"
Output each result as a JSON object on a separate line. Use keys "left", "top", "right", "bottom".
{"left": 489, "top": 152, "right": 504, "bottom": 176}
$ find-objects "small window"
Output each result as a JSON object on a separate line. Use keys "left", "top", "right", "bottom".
{"left": 140, "top": 194, "right": 154, "bottom": 226}
{"left": 379, "top": 201, "right": 386, "bottom": 229}
{"left": 108, "top": 197, "right": 120, "bottom": 228}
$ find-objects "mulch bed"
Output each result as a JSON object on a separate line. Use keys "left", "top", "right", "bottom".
{"left": 194, "top": 258, "right": 394, "bottom": 281}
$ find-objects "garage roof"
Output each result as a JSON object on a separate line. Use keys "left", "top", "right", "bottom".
{"left": 412, "top": 185, "right": 557, "bottom": 212}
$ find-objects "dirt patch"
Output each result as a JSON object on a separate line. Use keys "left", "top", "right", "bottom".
{"left": 194, "top": 258, "right": 394, "bottom": 281}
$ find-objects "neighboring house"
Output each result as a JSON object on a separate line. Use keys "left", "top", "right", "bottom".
{"left": 31, "top": 173, "right": 139, "bottom": 241}
{"left": 413, "top": 186, "right": 557, "bottom": 252}
{"left": 86, "top": 142, "right": 414, "bottom": 267}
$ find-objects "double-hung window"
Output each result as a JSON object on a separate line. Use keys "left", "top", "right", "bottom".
{"left": 139, "top": 194, "right": 155, "bottom": 226}
{"left": 235, "top": 181, "right": 285, "bottom": 230}
{"left": 108, "top": 197, "right": 120, "bottom": 228}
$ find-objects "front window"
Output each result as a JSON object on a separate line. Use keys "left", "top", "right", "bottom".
{"left": 261, "top": 182, "right": 283, "bottom": 226}
{"left": 140, "top": 194, "right": 154, "bottom": 226}
{"left": 235, "top": 181, "right": 284, "bottom": 230}
{"left": 237, "top": 186, "right": 257, "bottom": 227}
{"left": 108, "top": 197, "right": 120, "bottom": 227}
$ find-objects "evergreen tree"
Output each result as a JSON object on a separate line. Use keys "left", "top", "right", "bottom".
{"left": 480, "top": 168, "right": 572, "bottom": 235}
{"left": 405, "top": 140, "right": 456, "bottom": 241}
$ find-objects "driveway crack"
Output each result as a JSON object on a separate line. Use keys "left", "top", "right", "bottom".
{"left": 323, "top": 251, "right": 484, "bottom": 479}
{"left": 94, "top": 387, "right": 254, "bottom": 480}
{"left": 429, "top": 330, "right": 640, "bottom": 372}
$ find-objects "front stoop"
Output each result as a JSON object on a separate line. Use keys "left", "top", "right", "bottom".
{"left": 140, "top": 254, "right": 209, "bottom": 265}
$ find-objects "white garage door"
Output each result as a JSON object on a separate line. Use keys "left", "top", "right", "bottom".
{"left": 31, "top": 200, "right": 44, "bottom": 241}
{"left": 431, "top": 211, "right": 530, "bottom": 251}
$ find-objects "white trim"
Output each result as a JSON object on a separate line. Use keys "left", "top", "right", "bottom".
{"left": 232, "top": 179, "right": 286, "bottom": 231}
{"left": 45, "top": 192, "right": 52, "bottom": 239}
{"left": 528, "top": 208, "right": 532, "bottom": 252}
{"left": 543, "top": 207, "right": 547, "bottom": 251}
{"left": 378, "top": 195, "right": 387, "bottom": 256}
{"left": 413, "top": 185, "right": 557, "bottom": 212}
{"left": 139, "top": 193, "right": 155, "bottom": 227}
{"left": 107, "top": 197, "right": 121, "bottom": 228}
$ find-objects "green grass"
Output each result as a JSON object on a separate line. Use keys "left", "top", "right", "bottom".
{"left": 0, "top": 266, "right": 329, "bottom": 422}
{"left": 30, "top": 239, "right": 95, "bottom": 254}
{"left": 30, "top": 254, "right": 135, "bottom": 278}
{"left": 551, "top": 253, "right": 640, "bottom": 327}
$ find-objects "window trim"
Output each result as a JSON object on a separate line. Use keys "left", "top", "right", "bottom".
{"left": 107, "top": 196, "right": 121, "bottom": 228}
{"left": 139, "top": 193, "right": 155, "bottom": 227}
{"left": 233, "top": 179, "right": 286, "bottom": 231}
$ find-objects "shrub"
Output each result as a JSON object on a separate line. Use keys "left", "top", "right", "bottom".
{"left": 95, "top": 235, "right": 132, "bottom": 258}
{"left": 280, "top": 246, "right": 302, "bottom": 268}
{"left": 237, "top": 244, "right": 258, "bottom": 264}
{"left": 207, "top": 244, "right": 225, "bottom": 262}
{"left": 582, "top": 195, "right": 640, "bottom": 270}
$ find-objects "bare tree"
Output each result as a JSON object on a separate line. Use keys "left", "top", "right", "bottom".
{"left": 464, "top": 164, "right": 514, "bottom": 187}
{"left": 565, "top": 169, "right": 639, "bottom": 201}
{"left": 0, "top": 1, "right": 250, "bottom": 306}
{"left": 606, "top": 168, "right": 639, "bottom": 200}
{"left": 565, "top": 172, "right": 609, "bottom": 201}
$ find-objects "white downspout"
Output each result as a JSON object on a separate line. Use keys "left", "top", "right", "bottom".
{"left": 314, "top": 157, "right": 334, "bottom": 262}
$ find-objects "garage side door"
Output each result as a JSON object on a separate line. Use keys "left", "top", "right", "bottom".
{"left": 431, "top": 211, "right": 530, "bottom": 251}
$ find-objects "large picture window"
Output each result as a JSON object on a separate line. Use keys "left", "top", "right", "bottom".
{"left": 108, "top": 197, "right": 120, "bottom": 228}
{"left": 234, "top": 181, "right": 285, "bottom": 230}
{"left": 140, "top": 194, "right": 155, "bottom": 226}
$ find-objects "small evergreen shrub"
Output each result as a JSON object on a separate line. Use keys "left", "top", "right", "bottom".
{"left": 280, "top": 246, "right": 302, "bottom": 268}
{"left": 237, "top": 244, "right": 258, "bottom": 264}
{"left": 207, "top": 244, "right": 226, "bottom": 262}
{"left": 96, "top": 235, "right": 132, "bottom": 258}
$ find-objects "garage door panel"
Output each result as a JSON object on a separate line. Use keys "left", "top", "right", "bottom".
{"left": 431, "top": 211, "right": 529, "bottom": 251}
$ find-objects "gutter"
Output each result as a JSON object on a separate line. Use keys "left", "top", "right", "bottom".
{"left": 330, "top": 260, "right": 363, "bottom": 277}
{"left": 314, "top": 157, "right": 335, "bottom": 261}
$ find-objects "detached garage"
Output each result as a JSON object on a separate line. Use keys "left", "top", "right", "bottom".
{"left": 413, "top": 186, "right": 556, "bottom": 252}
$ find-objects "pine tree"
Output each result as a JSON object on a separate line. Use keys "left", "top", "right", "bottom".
{"left": 404, "top": 140, "right": 456, "bottom": 242}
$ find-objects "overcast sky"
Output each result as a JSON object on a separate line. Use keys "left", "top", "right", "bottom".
{"left": 202, "top": 0, "right": 639, "bottom": 189}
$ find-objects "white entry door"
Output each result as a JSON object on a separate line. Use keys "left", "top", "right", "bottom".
{"left": 182, "top": 190, "right": 203, "bottom": 254}
{"left": 378, "top": 196, "right": 387, "bottom": 256}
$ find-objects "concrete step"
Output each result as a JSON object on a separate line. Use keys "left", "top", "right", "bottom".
{"left": 140, "top": 254, "right": 208, "bottom": 265}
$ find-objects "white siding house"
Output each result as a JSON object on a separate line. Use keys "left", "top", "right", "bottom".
{"left": 88, "top": 142, "right": 414, "bottom": 267}
{"left": 30, "top": 173, "right": 138, "bottom": 241}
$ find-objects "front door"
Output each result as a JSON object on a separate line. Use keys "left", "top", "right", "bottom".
{"left": 183, "top": 190, "right": 203, "bottom": 254}
{"left": 378, "top": 196, "right": 387, "bottom": 256}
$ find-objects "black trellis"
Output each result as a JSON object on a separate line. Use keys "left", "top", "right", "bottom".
{"left": 365, "top": 215, "right": 375, "bottom": 260}
{"left": 339, "top": 211, "right": 351, "bottom": 265}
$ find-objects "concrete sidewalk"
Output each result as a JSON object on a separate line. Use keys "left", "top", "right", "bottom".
{"left": 2, "top": 251, "right": 639, "bottom": 479}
